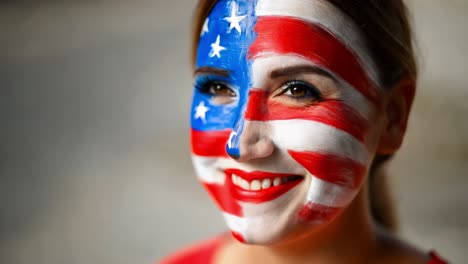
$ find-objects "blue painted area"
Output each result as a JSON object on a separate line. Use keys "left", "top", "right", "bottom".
{"left": 191, "top": 0, "right": 258, "bottom": 158}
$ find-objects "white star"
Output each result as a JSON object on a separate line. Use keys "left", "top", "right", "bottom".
{"left": 209, "top": 35, "right": 226, "bottom": 58}
{"left": 227, "top": 131, "right": 237, "bottom": 149}
{"left": 201, "top": 18, "right": 209, "bottom": 36}
{"left": 194, "top": 101, "right": 210, "bottom": 123}
{"left": 223, "top": 2, "right": 246, "bottom": 33}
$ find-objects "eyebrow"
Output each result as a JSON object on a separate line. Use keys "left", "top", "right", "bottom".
{"left": 270, "top": 65, "right": 336, "bottom": 81}
{"left": 194, "top": 66, "right": 230, "bottom": 77}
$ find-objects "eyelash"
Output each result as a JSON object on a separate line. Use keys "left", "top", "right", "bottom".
{"left": 278, "top": 80, "right": 322, "bottom": 101}
{"left": 194, "top": 76, "right": 236, "bottom": 97}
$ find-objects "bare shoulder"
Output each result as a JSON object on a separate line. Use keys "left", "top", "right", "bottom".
{"left": 373, "top": 228, "right": 430, "bottom": 264}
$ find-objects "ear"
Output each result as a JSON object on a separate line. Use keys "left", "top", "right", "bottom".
{"left": 377, "top": 76, "right": 416, "bottom": 155}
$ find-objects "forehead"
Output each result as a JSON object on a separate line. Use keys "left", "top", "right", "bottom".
{"left": 196, "top": 0, "right": 257, "bottom": 78}
{"left": 196, "top": 0, "right": 381, "bottom": 92}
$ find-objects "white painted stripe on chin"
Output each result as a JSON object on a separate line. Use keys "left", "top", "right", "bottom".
{"left": 255, "top": 0, "right": 381, "bottom": 87}
{"left": 222, "top": 212, "right": 247, "bottom": 237}
{"left": 251, "top": 55, "right": 374, "bottom": 119}
{"left": 306, "top": 175, "right": 357, "bottom": 207}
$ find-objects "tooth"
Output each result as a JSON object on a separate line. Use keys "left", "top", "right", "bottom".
{"left": 241, "top": 179, "right": 250, "bottom": 190}
{"left": 273, "top": 177, "right": 281, "bottom": 186}
{"left": 234, "top": 175, "right": 239, "bottom": 185}
{"left": 250, "top": 180, "right": 261, "bottom": 191}
{"left": 231, "top": 175, "right": 236, "bottom": 185}
{"left": 261, "top": 178, "right": 271, "bottom": 189}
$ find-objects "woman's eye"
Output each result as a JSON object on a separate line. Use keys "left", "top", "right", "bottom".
{"left": 195, "top": 79, "right": 237, "bottom": 104}
{"left": 196, "top": 80, "right": 236, "bottom": 97}
{"left": 280, "top": 81, "right": 321, "bottom": 100}
{"left": 207, "top": 82, "right": 236, "bottom": 97}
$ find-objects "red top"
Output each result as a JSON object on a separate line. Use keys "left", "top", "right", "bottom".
{"left": 160, "top": 236, "right": 224, "bottom": 264}
{"left": 160, "top": 236, "right": 448, "bottom": 264}
{"left": 428, "top": 251, "right": 449, "bottom": 264}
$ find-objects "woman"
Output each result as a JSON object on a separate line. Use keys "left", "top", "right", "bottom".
{"left": 163, "top": 0, "right": 448, "bottom": 263}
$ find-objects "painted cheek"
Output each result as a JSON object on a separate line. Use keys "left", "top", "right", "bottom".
{"left": 288, "top": 150, "right": 366, "bottom": 189}
{"left": 202, "top": 181, "right": 243, "bottom": 216}
{"left": 244, "top": 90, "right": 369, "bottom": 142}
{"left": 191, "top": 129, "right": 245, "bottom": 216}
{"left": 298, "top": 203, "right": 341, "bottom": 223}
{"left": 191, "top": 129, "right": 230, "bottom": 157}
{"left": 190, "top": 96, "right": 243, "bottom": 216}
{"left": 231, "top": 231, "right": 246, "bottom": 243}
{"left": 190, "top": 108, "right": 243, "bottom": 215}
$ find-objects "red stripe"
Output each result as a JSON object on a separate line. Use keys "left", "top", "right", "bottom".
{"left": 191, "top": 129, "right": 230, "bottom": 157}
{"left": 428, "top": 251, "right": 448, "bottom": 264}
{"left": 245, "top": 89, "right": 368, "bottom": 142}
{"left": 202, "top": 182, "right": 243, "bottom": 216}
{"left": 249, "top": 17, "right": 380, "bottom": 105}
{"left": 231, "top": 231, "right": 245, "bottom": 243}
{"left": 298, "top": 202, "right": 340, "bottom": 223}
{"left": 288, "top": 150, "right": 366, "bottom": 189}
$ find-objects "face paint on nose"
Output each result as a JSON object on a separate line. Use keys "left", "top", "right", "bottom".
{"left": 226, "top": 116, "right": 243, "bottom": 159}
{"left": 226, "top": 88, "right": 272, "bottom": 160}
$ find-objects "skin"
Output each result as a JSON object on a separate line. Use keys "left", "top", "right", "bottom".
{"left": 191, "top": 0, "right": 427, "bottom": 262}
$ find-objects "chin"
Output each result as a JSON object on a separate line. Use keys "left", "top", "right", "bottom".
{"left": 224, "top": 173, "right": 357, "bottom": 244}
{"left": 222, "top": 177, "right": 320, "bottom": 245}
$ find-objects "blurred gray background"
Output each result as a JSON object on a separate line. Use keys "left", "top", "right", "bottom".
{"left": 0, "top": 0, "right": 466, "bottom": 263}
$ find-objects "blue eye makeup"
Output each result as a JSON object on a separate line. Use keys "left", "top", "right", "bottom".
{"left": 194, "top": 75, "right": 237, "bottom": 100}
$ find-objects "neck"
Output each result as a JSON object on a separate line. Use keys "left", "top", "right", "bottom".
{"left": 217, "top": 187, "right": 378, "bottom": 264}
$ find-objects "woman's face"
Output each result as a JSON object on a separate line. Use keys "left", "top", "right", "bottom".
{"left": 191, "top": 0, "right": 387, "bottom": 244}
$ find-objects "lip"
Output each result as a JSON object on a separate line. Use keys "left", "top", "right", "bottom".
{"left": 224, "top": 169, "right": 304, "bottom": 204}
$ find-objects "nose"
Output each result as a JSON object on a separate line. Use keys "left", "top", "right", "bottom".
{"left": 226, "top": 90, "right": 274, "bottom": 162}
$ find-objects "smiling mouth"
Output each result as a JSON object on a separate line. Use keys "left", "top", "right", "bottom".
{"left": 231, "top": 174, "right": 303, "bottom": 191}
{"left": 225, "top": 169, "right": 304, "bottom": 203}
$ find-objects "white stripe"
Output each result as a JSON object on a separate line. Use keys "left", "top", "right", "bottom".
{"left": 306, "top": 175, "right": 357, "bottom": 207}
{"left": 255, "top": 0, "right": 381, "bottom": 87}
{"left": 251, "top": 55, "right": 374, "bottom": 118}
{"left": 191, "top": 119, "right": 369, "bottom": 179}
{"left": 222, "top": 212, "right": 246, "bottom": 236}
{"left": 268, "top": 119, "right": 369, "bottom": 164}
{"left": 191, "top": 155, "right": 225, "bottom": 183}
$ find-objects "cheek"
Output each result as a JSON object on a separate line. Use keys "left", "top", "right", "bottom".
{"left": 291, "top": 150, "right": 366, "bottom": 223}
{"left": 298, "top": 203, "right": 341, "bottom": 224}
{"left": 190, "top": 89, "right": 239, "bottom": 157}
{"left": 190, "top": 129, "right": 230, "bottom": 157}
{"left": 191, "top": 130, "right": 245, "bottom": 217}
{"left": 271, "top": 102, "right": 372, "bottom": 223}
{"left": 288, "top": 151, "right": 366, "bottom": 190}
{"left": 201, "top": 181, "right": 243, "bottom": 216}
{"left": 190, "top": 115, "right": 244, "bottom": 217}
{"left": 248, "top": 90, "right": 370, "bottom": 142}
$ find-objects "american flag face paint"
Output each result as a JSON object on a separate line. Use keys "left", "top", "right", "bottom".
{"left": 191, "top": 0, "right": 385, "bottom": 244}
